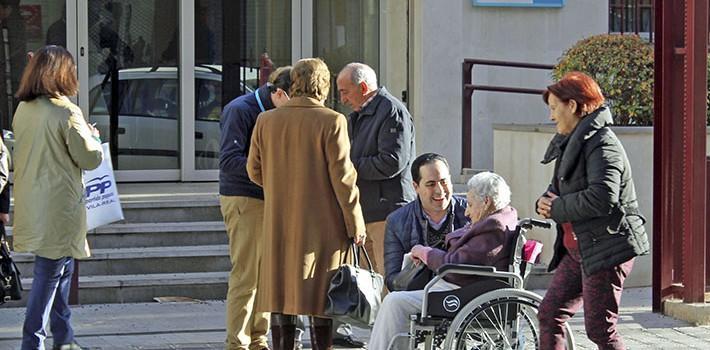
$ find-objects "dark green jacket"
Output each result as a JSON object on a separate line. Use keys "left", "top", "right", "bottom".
{"left": 541, "top": 106, "right": 649, "bottom": 275}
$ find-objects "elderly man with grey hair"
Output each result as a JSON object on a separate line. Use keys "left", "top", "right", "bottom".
{"left": 336, "top": 63, "right": 415, "bottom": 348}
{"left": 368, "top": 171, "right": 519, "bottom": 350}
{"left": 336, "top": 62, "right": 416, "bottom": 277}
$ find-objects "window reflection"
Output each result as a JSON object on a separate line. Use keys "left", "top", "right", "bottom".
{"left": 0, "top": 1, "right": 65, "bottom": 131}
{"left": 194, "top": 0, "right": 291, "bottom": 170}
{"left": 314, "top": 0, "right": 379, "bottom": 113}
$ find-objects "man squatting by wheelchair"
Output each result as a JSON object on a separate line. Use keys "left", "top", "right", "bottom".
{"left": 536, "top": 71, "right": 649, "bottom": 349}
{"left": 369, "top": 153, "right": 518, "bottom": 349}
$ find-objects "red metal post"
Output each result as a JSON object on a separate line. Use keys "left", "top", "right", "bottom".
{"left": 462, "top": 62, "right": 473, "bottom": 169}
{"left": 680, "top": 0, "right": 708, "bottom": 303}
{"left": 654, "top": 0, "right": 682, "bottom": 310}
{"left": 706, "top": 157, "right": 710, "bottom": 283}
{"left": 69, "top": 261, "right": 79, "bottom": 305}
{"left": 653, "top": 0, "right": 708, "bottom": 309}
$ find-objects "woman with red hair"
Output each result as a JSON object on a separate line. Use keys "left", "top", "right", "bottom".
{"left": 536, "top": 72, "right": 649, "bottom": 349}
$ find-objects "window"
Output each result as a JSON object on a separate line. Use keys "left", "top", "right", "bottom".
{"left": 609, "top": 0, "right": 653, "bottom": 38}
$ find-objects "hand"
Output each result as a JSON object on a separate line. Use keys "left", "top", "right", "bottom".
{"left": 410, "top": 244, "right": 432, "bottom": 265}
{"left": 354, "top": 232, "right": 366, "bottom": 246}
{"left": 88, "top": 123, "right": 100, "bottom": 138}
{"left": 536, "top": 191, "right": 558, "bottom": 219}
{"left": 0, "top": 213, "right": 8, "bottom": 225}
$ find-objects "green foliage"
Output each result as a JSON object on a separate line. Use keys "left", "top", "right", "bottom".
{"left": 553, "top": 34, "right": 654, "bottom": 125}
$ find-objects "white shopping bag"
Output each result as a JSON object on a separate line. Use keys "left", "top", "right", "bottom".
{"left": 84, "top": 143, "right": 124, "bottom": 230}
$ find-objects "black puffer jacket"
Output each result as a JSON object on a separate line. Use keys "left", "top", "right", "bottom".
{"left": 542, "top": 106, "right": 649, "bottom": 275}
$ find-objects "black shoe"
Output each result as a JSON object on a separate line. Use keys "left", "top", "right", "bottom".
{"left": 332, "top": 335, "right": 366, "bottom": 348}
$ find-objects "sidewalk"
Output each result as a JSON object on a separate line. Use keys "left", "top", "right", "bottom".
{"left": 1, "top": 287, "right": 710, "bottom": 349}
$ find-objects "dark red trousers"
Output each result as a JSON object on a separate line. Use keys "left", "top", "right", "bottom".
{"left": 538, "top": 248, "right": 634, "bottom": 350}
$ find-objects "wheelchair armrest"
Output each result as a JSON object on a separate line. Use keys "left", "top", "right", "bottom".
{"left": 436, "top": 264, "right": 497, "bottom": 276}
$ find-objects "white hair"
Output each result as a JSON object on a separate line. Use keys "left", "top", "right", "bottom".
{"left": 343, "top": 62, "right": 378, "bottom": 91}
{"left": 466, "top": 172, "right": 511, "bottom": 211}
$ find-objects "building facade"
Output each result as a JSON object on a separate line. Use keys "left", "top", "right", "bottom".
{"left": 0, "top": 0, "right": 610, "bottom": 181}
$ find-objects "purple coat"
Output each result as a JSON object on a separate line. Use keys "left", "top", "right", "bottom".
{"left": 425, "top": 206, "right": 518, "bottom": 286}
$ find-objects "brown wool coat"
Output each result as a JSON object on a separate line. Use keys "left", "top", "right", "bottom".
{"left": 247, "top": 96, "right": 366, "bottom": 316}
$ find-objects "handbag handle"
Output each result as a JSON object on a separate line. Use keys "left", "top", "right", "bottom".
{"left": 345, "top": 240, "right": 376, "bottom": 273}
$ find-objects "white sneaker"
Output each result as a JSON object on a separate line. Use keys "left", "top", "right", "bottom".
{"left": 53, "top": 342, "right": 82, "bottom": 350}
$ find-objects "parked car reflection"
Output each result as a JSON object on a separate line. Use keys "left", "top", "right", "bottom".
{"left": 88, "top": 65, "right": 258, "bottom": 170}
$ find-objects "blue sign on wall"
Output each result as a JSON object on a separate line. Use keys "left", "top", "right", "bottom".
{"left": 472, "top": 0, "right": 565, "bottom": 7}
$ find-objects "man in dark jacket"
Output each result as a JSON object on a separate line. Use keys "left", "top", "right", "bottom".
{"left": 336, "top": 62, "right": 416, "bottom": 276}
{"left": 383, "top": 153, "right": 469, "bottom": 291}
{"left": 219, "top": 67, "right": 291, "bottom": 350}
{"left": 335, "top": 63, "right": 415, "bottom": 348}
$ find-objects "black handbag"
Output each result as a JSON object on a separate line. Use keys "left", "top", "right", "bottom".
{"left": 391, "top": 261, "right": 433, "bottom": 291}
{"left": 324, "top": 242, "right": 384, "bottom": 327}
{"left": 0, "top": 224, "right": 22, "bottom": 304}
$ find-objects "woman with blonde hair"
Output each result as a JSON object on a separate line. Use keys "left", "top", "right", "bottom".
{"left": 247, "top": 58, "right": 366, "bottom": 350}
{"left": 12, "top": 45, "right": 103, "bottom": 350}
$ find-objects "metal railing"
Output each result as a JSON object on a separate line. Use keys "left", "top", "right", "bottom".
{"left": 461, "top": 59, "right": 554, "bottom": 169}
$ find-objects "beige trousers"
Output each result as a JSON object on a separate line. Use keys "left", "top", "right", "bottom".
{"left": 364, "top": 221, "right": 386, "bottom": 276}
{"left": 220, "top": 196, "right": 269, "bottom": 350}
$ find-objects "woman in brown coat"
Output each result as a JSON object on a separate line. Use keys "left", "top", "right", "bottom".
{"left": 247, "top": 58, "right": 366, "bottom": 350}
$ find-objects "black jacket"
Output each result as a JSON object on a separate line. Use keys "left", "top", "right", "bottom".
{"left": 348, "top": 87, "right": 416, "bottom": 223}
{"left": 542, "top": 106, "right": 649, "bottom": 275}
{"left": 383, "top": 196, "right": 469, "bottom": 291}
{"left": 218, "top": 86, "right": 274, "bottom": 198}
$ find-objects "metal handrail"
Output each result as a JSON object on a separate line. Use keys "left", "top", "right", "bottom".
{"left": 461, "top": 59, "right": 554, "bottom": 169}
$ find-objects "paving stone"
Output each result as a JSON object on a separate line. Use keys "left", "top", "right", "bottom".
{"left": 2, "top": 287, "right": 710, "bottom": 349}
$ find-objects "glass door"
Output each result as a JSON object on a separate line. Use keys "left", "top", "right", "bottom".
{"left": 78, "top": 0, "right": 181, "bottom": 182}
{"left": 77, "top": 0, "right": 292, "bottom": 182}
{"left": 184, "top": 0, "right": 292, "bottom": 180}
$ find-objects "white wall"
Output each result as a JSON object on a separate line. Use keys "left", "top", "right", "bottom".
{"left": 408, "top": 1, "right": 607, "bottom": 174}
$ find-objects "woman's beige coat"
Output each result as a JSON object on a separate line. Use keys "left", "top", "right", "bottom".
{"left": 12, "top": 96, "right": 103, "bottom": 259}
{"left": 247, "top": 96, "right": 366, "bottom": 316}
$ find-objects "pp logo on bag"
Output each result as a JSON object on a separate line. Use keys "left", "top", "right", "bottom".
{"left": 86, "top": 175, "right": 111, "bottom": 197}
{"left": 85, "top": 175, "right": 118, "bottom": 210}
{"left": 443, "top": 295, "right": 461, "bottom": 313}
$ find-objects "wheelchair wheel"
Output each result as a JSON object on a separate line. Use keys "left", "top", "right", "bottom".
{"left": 442, "top": 288, "right": 575, "bottom": 350}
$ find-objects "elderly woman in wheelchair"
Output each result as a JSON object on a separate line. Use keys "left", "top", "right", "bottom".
{"left": 368, "top": 171, "right": 574, "bottom": 350}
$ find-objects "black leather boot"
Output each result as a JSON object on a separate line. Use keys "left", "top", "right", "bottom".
{"left": 271, "top": 313, "right": 297, "bottom": 350}
{"left": 309, "top": 316, "right": 334, "bottom": 350}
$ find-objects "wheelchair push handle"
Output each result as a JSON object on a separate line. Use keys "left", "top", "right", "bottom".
{"left": 518, "top": 218, "right": 552, "bottom": 230}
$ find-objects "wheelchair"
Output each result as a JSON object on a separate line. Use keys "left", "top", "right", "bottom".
{"left": 392, "top": 218, "right": 576, "bottom": 349}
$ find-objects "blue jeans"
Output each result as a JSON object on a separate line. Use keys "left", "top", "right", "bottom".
{"left": 21, "top": 256, "right": 75, "bottom": 350}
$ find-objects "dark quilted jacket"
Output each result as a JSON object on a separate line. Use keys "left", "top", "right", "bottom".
{"left": 542, "top": 106, "right": 650, "bottom": 275}
{"left": 347, "top": 87, "right": 416, "bottom": 223}
{"left": 383, "top": 195, "right": 469, "bottom": 291}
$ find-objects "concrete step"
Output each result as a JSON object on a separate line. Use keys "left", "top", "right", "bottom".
{"left": 13, "top": 245, "right": 230, "bottom": 278}
{"left": 6, "top": 221, "right": 228, "bottom": 249}
{"left": 89, "top": 221, "right": 227, "bottom": 248}
{"left": 4, "top": 271, "right": 229, "bottom": 306}
{"left": 120, "top": 199, "right": 223, "bottom": 223}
